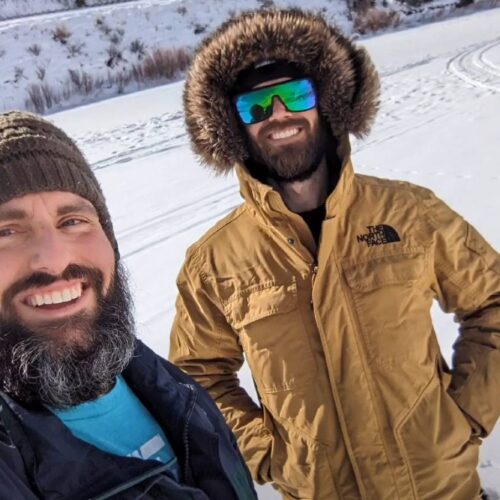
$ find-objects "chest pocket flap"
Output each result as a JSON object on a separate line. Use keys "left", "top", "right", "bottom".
{"left": 223, "top": 281, "right": 297, "bottom": 329}
{"left": 222, "top": 280, "right": 316, "bottom": 392}
{"left": 343, "top": 250, "right": 426, "bottom": 291}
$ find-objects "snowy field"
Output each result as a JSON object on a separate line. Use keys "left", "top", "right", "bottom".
{"left": 46, "top": 8, "right": 500, "bottom": 499}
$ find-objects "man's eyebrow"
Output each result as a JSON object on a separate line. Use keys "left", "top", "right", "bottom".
{"left": 0, "top": 208, "right": 28, "bottom": 223}
{"left": 57, "top": 202, "right": 98, "bottom": 217}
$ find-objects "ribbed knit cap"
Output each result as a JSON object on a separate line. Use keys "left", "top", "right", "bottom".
{"left": 0, "top": 111, "right": 118, "bottom": 258}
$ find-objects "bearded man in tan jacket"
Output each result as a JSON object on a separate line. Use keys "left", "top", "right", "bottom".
{"left": 169, "top": 8, "right": 500, "bottom": 500}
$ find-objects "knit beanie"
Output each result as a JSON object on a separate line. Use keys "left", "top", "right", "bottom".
{"left": 0, "top": 111, "right": 118, "bottom": 258}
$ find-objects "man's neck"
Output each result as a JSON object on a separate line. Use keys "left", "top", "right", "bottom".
{"left": 271, "top": 158, "right": 330, "bottom": 213}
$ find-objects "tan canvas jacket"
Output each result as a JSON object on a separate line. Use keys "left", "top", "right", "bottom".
{"left": 170, "top": 140, "right": 500, "bottom": 499}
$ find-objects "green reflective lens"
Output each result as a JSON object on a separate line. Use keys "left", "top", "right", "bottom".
{"left": 235, "top": 78, "right": 316, "bottom": 125}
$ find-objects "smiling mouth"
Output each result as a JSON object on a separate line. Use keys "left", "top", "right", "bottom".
{"left": 24, "top": 283, "right": 85, "bottom": 309}
{"left": 268, "top": 127, "right": 302, "bottom": 141}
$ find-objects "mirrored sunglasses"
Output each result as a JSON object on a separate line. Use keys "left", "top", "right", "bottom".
{"left": 234, "top": 78, "right": 317, "bottom": 125}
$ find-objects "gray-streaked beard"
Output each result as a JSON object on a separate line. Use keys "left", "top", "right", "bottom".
{"left": 0, "top": 263, "right": 136, "bottom": 409}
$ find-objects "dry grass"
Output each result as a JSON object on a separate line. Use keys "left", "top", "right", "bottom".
{"left": 68, "top": 69, "right": 95, "bottom": 94}
{"left": 14, "top": 66, "right": 25, "bottom": 83}
{"left": 26, "top": 83, "right": 62, "bottom": 113}
{"left": 354, "top": 7, "right": 401, "bottom": 34}
{"left": 27, "top": 44, "right": 42, "bottom": 56}
{"left": 67, "top": 42, "right": 84, "bottom": 57}
{"left": 26, "top": 47, "right": 192, "bottom": 114}
{"left": 130, "top": 39, "right": 146, "bottom": 58}
{"left": 257, "top": 0, "right": 275, "bottom": 8}
{"left": 139, "top": 48, "right": 191, "bottom": 80}
{"left": 35, "top": 66, "right": 46, "bottom": 81}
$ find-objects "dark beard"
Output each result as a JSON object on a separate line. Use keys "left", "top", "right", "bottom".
{"left": 247, "top": 116, "right": 329, "bottom": 183}
{"left": 0, "top": 263, "right": 136, "bottom": 409}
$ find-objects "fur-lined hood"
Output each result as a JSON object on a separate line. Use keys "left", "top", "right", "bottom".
{"left": 184, "top": 8, "right": 380, "bottom": 174}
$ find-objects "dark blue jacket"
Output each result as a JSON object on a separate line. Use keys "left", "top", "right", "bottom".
{"left": 0, "top": 341, "right": 257, "bottom": 500}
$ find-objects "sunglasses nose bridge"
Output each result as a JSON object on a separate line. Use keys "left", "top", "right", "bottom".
{"left": 269, "top": 95, "right": 290, "bottom": 117}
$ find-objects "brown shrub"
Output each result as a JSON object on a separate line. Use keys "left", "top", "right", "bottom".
{"left": 354, "top": 8, "right": 401, "bottom": 34}
{"left": 52, "top": 24, "right": 71, "bottom": 44}
{"left": 140, "top": 48, "right": 191, "bottom": 80}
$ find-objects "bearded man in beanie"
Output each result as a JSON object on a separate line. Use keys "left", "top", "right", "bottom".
{"left": 169, "top": 8, "right": 500, "bottom": 500}
{"left": 0, "top": 111, "right": 256, "bottom": 500}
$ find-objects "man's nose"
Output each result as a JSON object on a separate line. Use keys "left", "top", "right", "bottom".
{"left": 270, "top": 96, "right": 291, "bottom": 119}
{"left": 29, "top": 228, "right": 72, "bottom": 276}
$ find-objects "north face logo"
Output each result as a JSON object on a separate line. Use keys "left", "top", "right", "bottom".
{"left": 357, "top": 225, "right": 401, "bottom": 247}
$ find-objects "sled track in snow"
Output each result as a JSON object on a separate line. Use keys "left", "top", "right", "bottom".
{"left": 447, "top": 38, "right": 500, "bottom": 92}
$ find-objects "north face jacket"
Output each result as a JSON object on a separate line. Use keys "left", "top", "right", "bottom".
{"left": 0, "top": 341, "right": 257, "bottom": 500}
{"left": 170, "top": 9, "right": 500, "bottom": 500}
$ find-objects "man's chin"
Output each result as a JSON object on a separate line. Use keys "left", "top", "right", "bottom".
{"left": 19, "top": 315, "right": 96, "bottom": 350}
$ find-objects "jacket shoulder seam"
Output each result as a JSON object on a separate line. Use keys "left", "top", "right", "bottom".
{"left": 355, "top": 174, "right": 433, "bottom": 196}
{"left": 186, "top": 205, "right": 248, "bottom": 277}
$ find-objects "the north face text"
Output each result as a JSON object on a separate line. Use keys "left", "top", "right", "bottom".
{"left": 357, "top": 225, "right": 401, "bottom": 247}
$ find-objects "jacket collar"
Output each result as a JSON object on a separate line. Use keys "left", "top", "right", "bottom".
{"left": 236, "top": 134, "right": 355, "bottom": 224}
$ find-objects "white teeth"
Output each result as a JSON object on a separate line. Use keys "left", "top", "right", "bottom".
{"left": 27, "top": 284, "right": 83, "bottom": 308}
{"left": 270, "top": 127, "right": 300, "bottom": 140}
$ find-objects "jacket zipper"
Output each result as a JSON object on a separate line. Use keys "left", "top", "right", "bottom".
{"left": 181, "top": 383, "right": 197, "bottom": 483}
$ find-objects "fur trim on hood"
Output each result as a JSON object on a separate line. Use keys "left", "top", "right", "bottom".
{"left": 184, "top": 8, "right": 380, "bottom": 174}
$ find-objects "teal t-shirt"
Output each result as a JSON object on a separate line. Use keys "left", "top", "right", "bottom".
{"left": 51, "top": 376, "right": 180, "bottom": 480}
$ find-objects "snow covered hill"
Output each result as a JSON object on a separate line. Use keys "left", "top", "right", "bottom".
{"left": 45, "top": 6, "right": 500, "bottom": 498}
{"left": 1, "top": 0, "right": 498, "bottom": 115}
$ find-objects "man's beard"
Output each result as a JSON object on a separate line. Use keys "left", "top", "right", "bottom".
{"left": 247, "top": 116, "right": 329, "bottom": 183}
{"left": 0, "top": 263, "right": 136, "bottom": 409}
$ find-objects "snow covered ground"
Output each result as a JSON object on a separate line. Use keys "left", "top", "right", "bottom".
{"left": 47, "top": 7, "right": 500, "bottom": 499}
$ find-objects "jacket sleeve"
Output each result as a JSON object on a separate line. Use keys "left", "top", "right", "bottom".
{"left": 169, "top": 258, "right": 273, "bottom": 483}
{"left": 423, "top": 191, "right": 500, "bottom": 437}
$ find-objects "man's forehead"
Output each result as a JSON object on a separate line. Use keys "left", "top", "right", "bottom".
{"left": 0, "top": 191, "right": 97, "bottom": 217}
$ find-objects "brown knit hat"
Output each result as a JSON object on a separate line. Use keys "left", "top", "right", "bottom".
{"left": 0, "top": 111, "right": 118, "bottom": 258}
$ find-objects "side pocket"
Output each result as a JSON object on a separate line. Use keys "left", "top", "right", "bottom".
{"left": 395, "top": 361, "right": 480, "bottom": 498}
{"left": 269, "top": 421, "right": 337, "bottom": 500}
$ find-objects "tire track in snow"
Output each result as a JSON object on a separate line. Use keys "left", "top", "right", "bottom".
{"left": 76, "top": 110, "right": 187, "bottom": 171}
{"left": 119, "top": 186, "right": 240, "bottom": 259}
{"left": 447, "top": 37, "right": 500, "bottom": 92}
